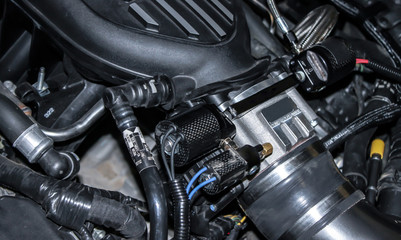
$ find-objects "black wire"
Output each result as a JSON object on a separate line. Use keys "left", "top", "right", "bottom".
{"left": 365, "top": 60, "right": 401, "bottom": 83}
{"left": 161, "top": 127, "right": 175, "bottom": 181}
{"left": 323, "top": 103, "right": 401, "bottom": 150}
{"left": 170, "top": 136, "right": 182, "bottom": 179}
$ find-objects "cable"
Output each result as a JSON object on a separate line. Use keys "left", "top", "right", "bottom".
{"left": 266, "top": 0, "right": 299, "bottom": 53}
{"left": 323, "top": 103, "right": 401, "bottom": 150}
{"left": 170, "top": 135, "right": 182, "bottom": 179}
{"left": 169, "top": 178, "right": 190, "bottom": 240}
{"left": 239, "top": 216, "right": 247, "bottom": 225}
{"left": 188, "top": 177, "right": 217, "bottom": 200}
{"left": 160, "top": 127, "right": 175, "bottom": 181}
{"left": 186, "top": 167, "right": 208, "bottom": 194}
{"left": 356, "top": 58, "right": 401, "bottom": 82}
{"left": 356, "top": 58, "right": 369, "bottom": 64}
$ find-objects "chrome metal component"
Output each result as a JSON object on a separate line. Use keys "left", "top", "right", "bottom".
{"left": 238, "top": 141, "right": 382, "bottom": 239}
{"left": 3, "top": 81, "right": 16, "bottom": 94}
{"left": 232, "top": 88, "right": 317, "bottom": 167}
{"left": 32, "top": 67, "right": 50, "bottom": 96}
{"left": 37, "top": 67, "right": 45, "bottom": 90}
{"left": 13, "top": 124, "right": 53, "bottom": 163}
{"left": 295, "top": 71, "right": 306, "bottom": 82}
{"left": 276, "top": 17, "right": 290, "bottom": 34}
{"left": 40, "top": 100, "right": 105, "bottom": 142}
{"left": 92, "top": 228, "right": 106, "bottom": 240}
{"left": 219, "top": 72, "right": 290, "bottom": 114}
{"left": 248, "top": 165, "right": 259, "bottom": 176}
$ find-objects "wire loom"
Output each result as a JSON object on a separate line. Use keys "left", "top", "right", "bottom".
{"left": 323, "top": 103, "right": 401, "bottom": 150}
{"left": 0, "top": 155, "right": 147, "bottom": 239}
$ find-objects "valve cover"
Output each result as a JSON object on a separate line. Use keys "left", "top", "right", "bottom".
{"left": 12, "top": 0, "right": 267, "bottom": 96}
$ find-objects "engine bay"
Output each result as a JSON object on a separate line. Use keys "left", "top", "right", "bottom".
{"left": 1, "top": 0, "right": 401, "bottom": 239}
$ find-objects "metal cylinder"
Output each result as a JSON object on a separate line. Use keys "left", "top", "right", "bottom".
{"left": 239, "top": 138, "right": 401, "bottom": 239}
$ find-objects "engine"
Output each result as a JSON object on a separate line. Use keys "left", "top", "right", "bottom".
{"left": 0, "top": 0, "right": 401, "bottom": 239}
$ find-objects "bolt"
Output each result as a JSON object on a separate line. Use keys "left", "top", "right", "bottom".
{"left": 210, "top": 205, "right": 216, "bottom": 212}
{"left": 3, "top": 80, "right": 16, "bottom": 93}
{"left": 310, "top": 119, "right": 318, "bottom": 128}
{"left": 295, "top": 71, "right": 306, "bottom": 82}
{"left": 37, "top": 67, "right": 46, "bottom": 91}
{"left": 92, "top": 228, "right": 106, "bottom": 240}
{"left": 249, "top": 166, "right": 259, "bottom": 176}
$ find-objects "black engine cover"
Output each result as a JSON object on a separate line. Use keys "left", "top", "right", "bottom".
{"left": 11, "top": 0, "right": 267, "bottom": 97}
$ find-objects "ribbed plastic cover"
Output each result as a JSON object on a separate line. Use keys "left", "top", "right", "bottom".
{"left": 13, "top": 0, "right": 267, "bottom": 98}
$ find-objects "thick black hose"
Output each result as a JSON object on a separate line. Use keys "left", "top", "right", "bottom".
{"left": 140, "top": 167, "right": 168, "bottom": 240}
{"left": 0, "top": 94, "right": 79, "bottom": 179}
{"left": 88, "top": 195, "right": 147, "bottom": 239}
{"left": 169, "top": 179, "right": 190, "bottom": 240}
{"left": 342, "top": 80, "right": 396, "bottom": 190}
{"left": 84, "top": 187, "right": 147, "bottom": 213}
{"left": 329, "top": 0, "right": 401, "bottom": 67}
{"left": 108, "top": 100, "right": 168, "bottom": 240}
{"left": 0, "top": 155, "right": 147, "bottom": 239}
{"left": 378, "top": 119, "right": 401, "bottom": 218}
{"left": 343, "top": 128, "right": 376, "bottom": 190}
{"left": 0, "top": 94, "right": 32, "bottom": 141}
{"left": 366, "top": 155, "right": 381, "bottom": 205}
{"left": 323, "top": 103, "right": 401, "bottom": 150}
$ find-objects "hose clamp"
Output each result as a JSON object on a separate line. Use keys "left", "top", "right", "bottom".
{"left": 13, "top": 124, "right": 53, "bottom": 163}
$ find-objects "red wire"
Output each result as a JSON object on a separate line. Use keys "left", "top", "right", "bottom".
{"left": 356, "top": 58, "right": 369, "bottom": 64}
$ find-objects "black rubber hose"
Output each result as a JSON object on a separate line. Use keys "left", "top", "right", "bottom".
{"left": 169, "top": 178, "right": 190, "bottom": 240}
{"left": 84, "top": 187, "right": 147, "bottom": 213}
{"left": 0, "top": 94, "right": 34, "bottom": 141}
{"left": 323, "top": 103, "right": 401, "bottom": 150}
{"left": 343, "top": 128, "right": 376, "bottom": 190}
{"left": 140, "top": 167, "right": 168, "bottom": 240}
{"left": 342, "top": 80, "right": 396, "bottom": 190}
{"left": 378, "top": 118, "right": 401, "bottom": 218}
{"left": 0, "top": 93, "right": 79, "bottom": 179}
{"left": 329, "top": 0, "right": 401, "bottom": 67}
{"left": 108, "top": 100, "right": 168, "bottom": 240}
{"left": 88, "top": 195, "right": 147, "bottom": 239}
{"left": 0, "top": 155, "right": 147, "bottom": 239}
{"left": 366, "top": 154, "right": 381, "bottom": 205}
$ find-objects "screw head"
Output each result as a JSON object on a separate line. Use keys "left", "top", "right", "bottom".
{"left": 249, "top": 166, "right": 259, "bottom": 176}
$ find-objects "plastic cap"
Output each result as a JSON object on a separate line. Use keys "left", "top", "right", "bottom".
{"left": 370, "top": 139, "right": 385, "bottom": 158}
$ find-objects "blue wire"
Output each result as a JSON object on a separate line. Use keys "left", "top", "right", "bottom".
{"left": 188, "top": 177, "right": 217, "bottom": 200}
{"left": 186, "top": 167, "right": 208, "bottom": 194}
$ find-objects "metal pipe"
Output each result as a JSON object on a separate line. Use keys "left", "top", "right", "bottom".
{"left": 239, "top": 139, "right": 401, "bottom": 239}
{"left": 40, "top": 100, "right": 105, "bottom": 142}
